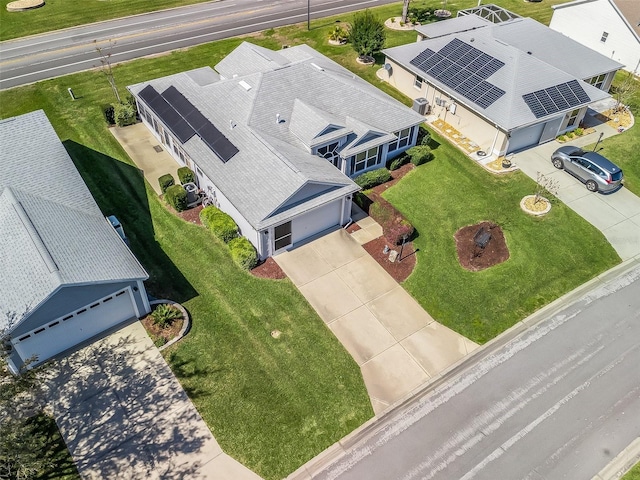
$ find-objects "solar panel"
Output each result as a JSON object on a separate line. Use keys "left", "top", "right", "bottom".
{"left": 523, "top": 80, "right": 591, "bottom": 118}
{"left": 408, "top": 39, "right": 506, "bottom": 109}
{"left": 185, "top": 109, "right": 209, "bottom": 131}
{"left": 197, "top": 121, "right": 238, "bottom": 162}
{"left": 162, "top": 86, "right": 196, "bottom": 118}
{"left": 139, "top": 85, "right": 160, "bottom": 104}
{"left": 170, "top": 118, "right": 196, "bottom": 143}
{"left": 197, "top": 122, "right": 223, "bottom": 145}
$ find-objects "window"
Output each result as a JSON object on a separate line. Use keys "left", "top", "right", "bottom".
{"left": 316, "top": 141, "right": 341, "bottom": 168}
{"left": 388, "top": 127, "right": 413, "bottom": 152}
{"left": 587, "top": 73, "right": 607, "bottom": 90}
{"left": 274, "top": 221, "right": 292, "bottom": 250}
{"left": 414, "top": 76, "right": 423, "bottom": 89}
{"left": 600, "top": 32, "right": 608, "bottom": 43}
{"left": 566, "top": 108, "right": 581, "bottom": 128}
{"left": 353, "top": 146, "right": 381, "bottom": 174}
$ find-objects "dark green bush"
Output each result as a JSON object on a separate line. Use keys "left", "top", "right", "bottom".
{"left": 353, "top": 191, "right": 373, "bottom": 213}
{"left": 177, "top": 166, "right": 195, "bottom": 185}
{"left": 102, "top": 104, "right": 115, "bottom": 125}
{"left": 354, "top": 168, "right": 392, "bottom": 189}
{"left": 158, "top": 174, "right": 175, "bottom": 193}
{"left": 420, "top": 131, "right": 432, "bottom": 146}
{"left": 408, "top": 145, "right": 434, "bottom": 166}
{"left": 348, "top": 9, "right": 385, "bottom": 58}
{"left": 114, "top": 102, "right": 137, "bottom": 127}
{"left": 408, "top": 6, "right": 432, "bottom": 23}
{"left": 200, "top": 206, "right": 238, "bottom": 243}
{"left": 165, "top": 184, "right": 188, "bottom": 212}
{"left": 151, "top": 303, "right": 182, "bottom": 328}
{"left": 228, "top": 237, "right": 258, "bottom": 270}
{"left": 388, "top": 156, "right": 408, "bottom": 171}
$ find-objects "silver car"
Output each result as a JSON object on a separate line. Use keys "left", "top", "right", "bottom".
{"left": 551, "top": 146, "right": 623, "bottom": 193}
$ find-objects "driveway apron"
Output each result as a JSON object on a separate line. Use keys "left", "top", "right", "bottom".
{"left": 40, "top": 321, "right": 262, "bottom": 480}
{"left": 275, "top": 229, "right": 478, "bottom": 414}
{"left": 513, "top": 123, "right": 640, "bottom": 261}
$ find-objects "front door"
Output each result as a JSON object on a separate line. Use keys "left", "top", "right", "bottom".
{"left": 274, "top": 221, "right": 292, "bottom": 252}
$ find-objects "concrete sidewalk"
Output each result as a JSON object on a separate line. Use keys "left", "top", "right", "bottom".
{"left": 40, "top": 322, "right": 262, "bottom": 480}
{"left": 275, "top": 228, "right": 477, "bottom": 414}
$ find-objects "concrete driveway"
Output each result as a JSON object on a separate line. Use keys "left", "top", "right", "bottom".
{"left": 40, "top": 321, "right": 262, "bottom": 480}
{"left": 514, "top": 126, "right": 640, "bottom": 261}
{"left": 275, "top": 229, "right": 477, "bottom": 414}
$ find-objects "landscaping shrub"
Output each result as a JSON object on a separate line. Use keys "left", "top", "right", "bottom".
{"left": 177, "top": 166, "right": 195, "bottom": 184}
{"left": 114, "top": 102, "right": 137, "bottom": 127}
{"left": 408, "top": 145, "right": 434, "bottom": 166}
{"left": 102, "top": 104, "right": 115, "bottom": 125}
{"left": 158, "top": 173, "right": 175, "bottom": 193}
{"left": 151, "top": 303, "right": 182, "bottom": 328}
{"left": 353, "top": 191, "right": 373, "bottom": 213}
{"left": 200, "top": 206, "right": 238, "bottom": 243}
{"left": 388, "top": 155, "right": 408, "bottom": 171}
{"left": 354, "top": 168, "right": 391, "bottom": 189}
{"left": 575, "top": 127, "right": 584, "bottom": 136}
{"left": 165, "top": 184, "right": 188, "bottom": 212}
{"left": 348, "top": 9, "right": 385, "bottom": 58}
{"left": 369, "top": 198, "right": 415, "bottom": 245}
{"left": 228, "top": 237, "right": 258, "bottom": 270}
{"left": 408, "top": 6, "right": 432, "bottom": 23}
{"left": 420, "top": 130, "right": 432, "bottom": 146}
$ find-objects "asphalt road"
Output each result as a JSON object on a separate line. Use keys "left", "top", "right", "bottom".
{"left": 313, "top": 263, "right": 640, "bottom": 480}
{"left": 0, "top": 0, "right": 397, "bottom": 90}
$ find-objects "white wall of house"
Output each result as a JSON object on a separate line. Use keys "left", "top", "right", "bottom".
{"left": 550, "top": 0, "right": 640, "bottom": 74}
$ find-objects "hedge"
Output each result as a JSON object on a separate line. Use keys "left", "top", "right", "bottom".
{"left": 177, "top": 166, "right": 195, "bottom": 184}
{"left": 102, "top": 104, "right": 115, "bottom": 125}
{"left": 165, "top": 184, "right": 188, "bottom": 212}
{"left": 200, "top": 206, "right": 238, "bottom": 243}
{"left": 114, "top": 102, "right": 137, "bottom": 127}
{"left": 354, "top": 168, "right": 391, "bottom": 189}
{"left": 407, "top": 145, "right": 434, "bottom": 166}
{"left": 388, "top": 155, "right": 408, "bottom": 171}
{"left": 158, "top": 174, "right": 175, "bottom": 194}
{"left": 228, "top": 237, "right": 258, "bottom": 270}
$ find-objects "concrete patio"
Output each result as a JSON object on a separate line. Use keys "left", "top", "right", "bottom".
{"left": 275, "top": 228, "right": 478, "bottom": 414}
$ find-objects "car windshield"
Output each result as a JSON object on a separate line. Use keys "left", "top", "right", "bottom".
{"left": 611, "top": 171, "right": 623, "bottom": 181}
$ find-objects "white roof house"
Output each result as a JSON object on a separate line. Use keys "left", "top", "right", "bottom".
{"left": 0, "top": 111, "right": 150, "bottom": 372}
{"left": 128, "top": 43, "right": 424, "bottom": 259}
{"left": 383, "top": 9, "right": 623, "bottom": 155}
{"left": 550, "top": 0, "right": 640, "bottom": 74}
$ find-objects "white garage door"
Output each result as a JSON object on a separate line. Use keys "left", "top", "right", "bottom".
{"left": 507, "top": 123, "right": 545, "bottom": 153}
{"left": 291, "top": 200, "right": 342, "bottom": 244}
{"left": 12, "top": 289, "right": 137, "bottom": 366}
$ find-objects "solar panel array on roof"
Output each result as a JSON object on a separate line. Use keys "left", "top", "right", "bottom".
{"left": 137, "top": 85, "right": 238, "bottom": 162}
{"left": 409, "top": 38, "right": 506, "bottom": 109}
{"left": 522, "top": 80, "right": 591, "bottom": 119}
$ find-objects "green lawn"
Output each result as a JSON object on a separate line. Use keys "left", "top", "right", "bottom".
{"left": 31, "top": 414, "right": 80, "bottom": 480}
{"left": 623, "top": 461, "right": 640, "bottom": 480}
{"left": 383, "top": 133, "right": 620, "bottom": 343}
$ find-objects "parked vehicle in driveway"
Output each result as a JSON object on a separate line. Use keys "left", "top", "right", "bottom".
{"left": 551, "top": 146, "right": 623, "bottom": 193}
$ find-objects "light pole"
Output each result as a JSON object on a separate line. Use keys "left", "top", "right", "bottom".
{"left": 307, "top": 0, "right": 310, "bottom": 30}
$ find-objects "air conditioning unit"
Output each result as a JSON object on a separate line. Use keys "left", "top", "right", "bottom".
{"left": 412, "top": 97, "right": 430, "bottom": 115}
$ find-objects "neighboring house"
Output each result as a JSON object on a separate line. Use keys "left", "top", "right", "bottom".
{"left": 550, "top": 0, "right": 640, "bottom": 74}
{"left": 0, "top": 110, "right": 150, "bottom": 372}
{"left": 383, "top": 7, "right": 623, "bottom": 155}
{"left": 128, "top": 42, "right": 424, "bottom": 260}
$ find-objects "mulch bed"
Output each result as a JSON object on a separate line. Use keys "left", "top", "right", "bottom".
{"left": 363, "top": 236, "right": 417, "bottom": 283}
{"left": 250, "top": 257, "right": 287, "bottom": 279}
{"left": 141, "top": 315, "right": 183, "bottom": 346}
{"left": 177, "top": 204, "right": 204, "bottom": 225}
{"left": 345, "top": 222, "right": 361, "bottom": 233}
{"left": 454, "top": 221, "right": 510, "bottom": 272}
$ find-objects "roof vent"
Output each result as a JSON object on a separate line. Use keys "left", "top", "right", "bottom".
{"left": 230, "top": 120, "right": 237, "bottom": 129}
{"left": 239, "top": 80, "right": 251, "bottom": 91}
{"left": 310, "top": 62, "right": 324, "bottom": 71}
{"left": 527, "top": 51, "right": 532, "bottom": 55}
{"left": 276, "top": 113, "right": 282, "bottom": 124}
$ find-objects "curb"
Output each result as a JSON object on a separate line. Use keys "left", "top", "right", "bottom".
{"left": 148, "top": 299, "right": 190, "bottom": 351}
{"left": 592, "top": 438, "right": 640, "bottom": 480}
{"left": 287, "top": 257, "right": 640, "bottom": 479}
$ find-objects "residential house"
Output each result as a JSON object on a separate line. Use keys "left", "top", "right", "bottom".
{"left": 550, "top": 0, "right": 640, "bottom": 74}
{"left": 128, "top": 42, "right": 424, "bottom": 259}
{"left": 382, "top": 6, "right": 623, "bottom": 155}
{"left": 0, "top": 110, "right": 150, "bottom": 372}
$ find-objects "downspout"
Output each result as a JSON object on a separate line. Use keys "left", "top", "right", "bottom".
{"left": 490, "top": 125, "right": 501, "bottom": 155}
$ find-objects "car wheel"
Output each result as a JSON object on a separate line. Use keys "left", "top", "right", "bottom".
{"left": 586, "top": 180, "right": 598, "bottom": 192}
{"left": 552, "top": 158, "right": 563, "bottom": 169}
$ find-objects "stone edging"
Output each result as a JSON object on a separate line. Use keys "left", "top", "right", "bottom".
{"left": 6, "top": 0, "right": 44, "bottom": 11}
{"left": 149, "top": 299, "right": 190, "bottom": 351}
{"left": 520, "top": 195, "right": 551, "bottom": 216}
{"left": 384, "top": 18, "right": 417, "bottom": 31}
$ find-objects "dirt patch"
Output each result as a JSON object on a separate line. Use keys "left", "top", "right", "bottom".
{"left": 141, "top": 314, "right": 183, "bottom": 347}
{"left": 595, "top": 108, "right": 634, "bottom": 131}
{"left": 251, "top": 257, "right": 287, "bottom": 280}
{"left": 363, "top": 236, "right": 416, "bottom": 283}
{"left": 345, "top": 222, "right": 361, "bottom": 233}
{"left": 177, "top": 204, "right": 204, "bottom": 225}
{"left": 454, "top": 222, "right": 509, "bottom": 272}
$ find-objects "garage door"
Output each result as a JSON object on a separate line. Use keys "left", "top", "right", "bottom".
{"left": 291, "top": 200, "right": 342, "bottom": 244}
{"left": 507, "top": 123, "right": 545, "bottom": 153}
{"left": 12, "top": 289, "right": 137, "bottom": 366}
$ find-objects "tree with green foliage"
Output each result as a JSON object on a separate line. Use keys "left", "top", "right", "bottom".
{"left": 348, "top": 10, "right": 386, "bottom": 59}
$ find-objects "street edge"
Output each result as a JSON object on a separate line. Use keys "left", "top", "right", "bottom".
{"left": 592, "top": 437, "right": 640, "bottom": 480}
{"left": 286, "top": 257, "right": 640, "bottom": 480}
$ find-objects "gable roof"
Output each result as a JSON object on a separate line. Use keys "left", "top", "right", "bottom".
{"left": 385, "top": 16, "right": 617, "bottom": 131}
{"left": 553, "top": 0, "right": 640, "bottom": 41}
{"left": 129, "top": 43, "right": 424, "bottom": 230}
{"left": 0, "top": 111, "right": 148, "bottom": 330}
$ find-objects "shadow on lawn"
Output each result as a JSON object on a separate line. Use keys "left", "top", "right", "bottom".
{"left": 63, "top": 141, "right": 198, "bottom": 304}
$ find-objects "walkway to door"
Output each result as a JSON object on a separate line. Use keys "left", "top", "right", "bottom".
{"left": 275, "top": 228, "right": 478, "bottom": 414}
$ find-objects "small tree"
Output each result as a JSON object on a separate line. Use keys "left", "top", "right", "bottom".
{"left": 534, "top": 172, "right": 560, "bottom": 204}
{"left": 94, "top": 39, "right": 121, "bottom": 103}
{"left": 348, "top": 10, "right": 386, "bottom": 59}
{"left": 612, "top": 71, "right": 638, "bottom": 114}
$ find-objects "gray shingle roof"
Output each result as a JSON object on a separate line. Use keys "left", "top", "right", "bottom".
{"left": 0, "top": 111, "right": 148, "bottom": 330}
{"left": 415, "top": 15, "right": 492, "bottom": 38}
{"left": 129, "top": 43, "right": 423, "bottom": 230}
{"left": 384, "top": 19, "right": 613, "bottom": 130}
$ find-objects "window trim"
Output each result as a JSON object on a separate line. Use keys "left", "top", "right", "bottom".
{"left": 414, "top": 76, "right": 423, "bottom": 90}
{"left": 274, "top": 221, "right": 292, "bottom": 251}
{"left": 388, "top": 126, "right": 413, "bottom": 152}
{"left": 353, "top": 145, "right": 381, "bottom": 174}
